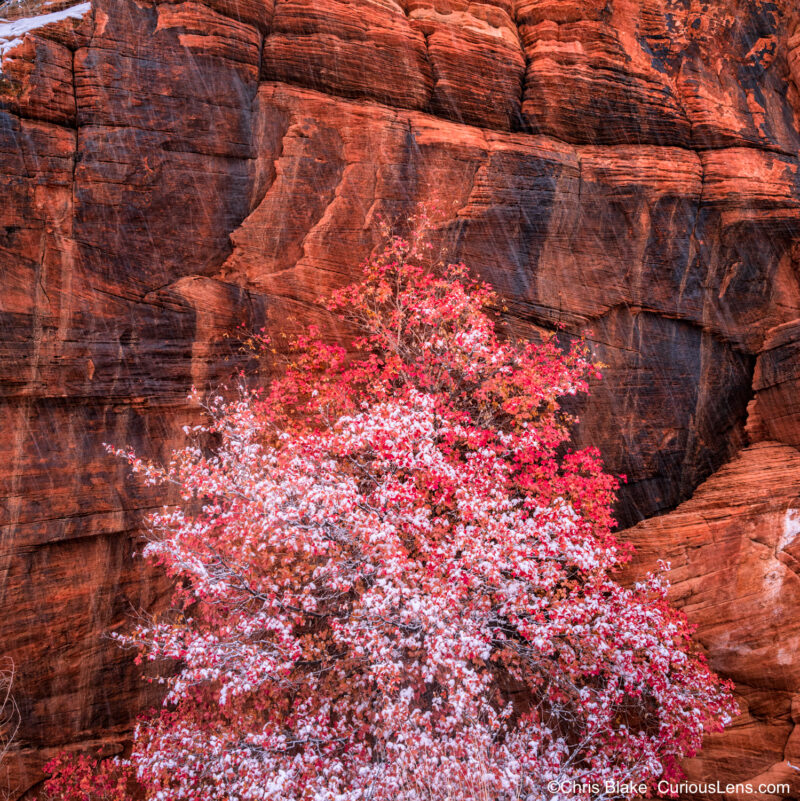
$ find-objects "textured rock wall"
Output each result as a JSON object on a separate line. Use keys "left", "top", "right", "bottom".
{"left": 621, "top": 443, "right": 800, "bottom": 798}
{"left": 2, "top": 0, "right": 800, "bottom": 796}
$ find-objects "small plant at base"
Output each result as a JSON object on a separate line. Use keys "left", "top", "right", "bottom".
{"left": 107, "top": 213, "right": 737, "bottom": 801}
{"left": 38, "top": 751, "right": 136, "bottom": 801}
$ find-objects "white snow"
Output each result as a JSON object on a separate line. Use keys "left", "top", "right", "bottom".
{"left": 779, "top": 508, "right": 800, "bottom": 552}
{"left": 0, "top": 1, "right": 90, "bottom": 59}
{"left": 0, "top": 36, "right": 23, "bottom": 55}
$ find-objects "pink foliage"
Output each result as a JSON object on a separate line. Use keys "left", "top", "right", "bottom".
{"left": 108, "top": 215, "right": 736, "bottom": 800}
{"left": 39, "top": 751, "right": 135, "bottom": 801}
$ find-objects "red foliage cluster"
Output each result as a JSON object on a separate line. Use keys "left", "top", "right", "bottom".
{"left": 38, "top": 751, "right": 134, "bottom": 801}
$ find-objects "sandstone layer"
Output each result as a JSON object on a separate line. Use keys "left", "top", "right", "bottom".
{"left": 621, "top": 442, "right": 800, "bottom": 800}
{"left": 2, "top": 0, "right": 800, "bottom": 796}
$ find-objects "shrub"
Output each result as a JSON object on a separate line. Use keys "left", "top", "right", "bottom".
{"left": 38, "top": 751, "right": 134, "bottom": 801}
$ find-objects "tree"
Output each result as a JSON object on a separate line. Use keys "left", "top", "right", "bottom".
{"left": 107, "top": 216, "right": 736, "bottom": 801}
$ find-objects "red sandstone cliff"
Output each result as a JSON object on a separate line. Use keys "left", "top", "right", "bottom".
{"left": 2, "top": 0, "right": 800, "bottom": 797}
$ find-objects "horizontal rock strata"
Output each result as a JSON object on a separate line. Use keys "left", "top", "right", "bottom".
{"left": 621, "top": 442, "right": 800, "bottom": 799}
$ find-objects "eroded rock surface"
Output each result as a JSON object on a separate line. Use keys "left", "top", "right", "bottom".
{"left": 621, "top": 443, "right": 800, "bottom": 799}
{"left": 2, "top": 0, "right": 800, "bottom": 796}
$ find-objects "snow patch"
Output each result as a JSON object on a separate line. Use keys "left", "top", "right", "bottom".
{"left": 0, "top": 36, "right": 22, "bottom": 55}
{"left": 0, "top": 1, "right": 90, "bottom": 59}
{"left": 779, "top": 508, "right": 800, "bottom": 553}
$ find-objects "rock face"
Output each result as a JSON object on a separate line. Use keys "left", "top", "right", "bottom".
{"left": 2, "top": 0, "right": 800, "bottom": 796}
{"left": 620, "top": 442, "right": 800, "bottom": 799}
